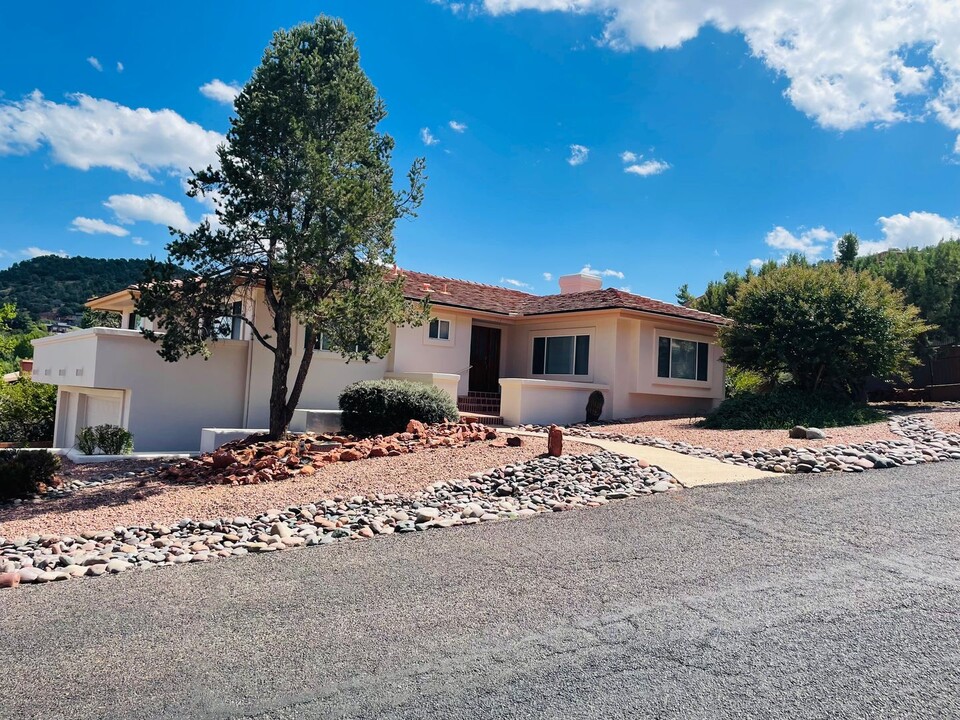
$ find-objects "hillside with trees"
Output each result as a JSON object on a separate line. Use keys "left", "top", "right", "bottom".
{"left": 0, "top": 255, "right": 151, "bottom": 318}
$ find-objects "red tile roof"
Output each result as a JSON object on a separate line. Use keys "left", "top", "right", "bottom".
{"left": 398, "top": 269, "right": 729, "bottom": 325}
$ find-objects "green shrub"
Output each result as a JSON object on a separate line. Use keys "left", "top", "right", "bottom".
{"left": 339, "top": 379, "right": 458, "bottom": 436}
{"left": 700, "top": 388, "right": 885, "bottom": 430}
{"left": 0, "top": 377, "right": 56, "bottom": 443}
{"left": 724, "top": 366, "right": 768, "bottom": 398}
{"left": 0, "top": 449, "right": 61, "bottom": 500}
{"left": 74, "top": 424, "right": 134, "bottom": 455}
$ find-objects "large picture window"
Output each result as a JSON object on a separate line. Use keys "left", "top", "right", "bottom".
{"left": 658, "top": 337, "right": 709, "bottom": 381}
{"left": 532, "top": 334, "right": 590, "bottom": 376}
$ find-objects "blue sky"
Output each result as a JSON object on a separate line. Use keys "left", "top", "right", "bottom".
{"left": 1, "top": 1, "right": 959, "bottom": 302}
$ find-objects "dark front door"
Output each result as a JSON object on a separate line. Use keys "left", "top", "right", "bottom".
{"left": 469, "top": 325, "right": 502, "bottom": 393}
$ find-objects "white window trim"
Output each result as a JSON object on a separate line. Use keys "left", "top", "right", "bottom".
{"left": 423, "top": 315, "right": 456, "bottom": 347}
{"left": 652, "top": 329, "right": 713, "bottom": 387}
{"left": 529, "top": 327, "right": 594, "bottom": 382}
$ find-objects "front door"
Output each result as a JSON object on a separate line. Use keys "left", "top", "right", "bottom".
{"left": 469, "top": 325, "right": 502, "bottom": 393}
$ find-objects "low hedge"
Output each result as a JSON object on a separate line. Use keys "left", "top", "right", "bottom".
{"left": 699, "top": 388, "right": 885, "bottom": 430}
{"left": 0, "top": 449, "right": 61, "bottom": 500}
{"left": 339, "top": 379, "right": 459, "bottom": 436}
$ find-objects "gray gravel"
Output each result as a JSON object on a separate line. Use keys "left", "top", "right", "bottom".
{"left": 2, "top": 463, "right": 958, "bottom": 719}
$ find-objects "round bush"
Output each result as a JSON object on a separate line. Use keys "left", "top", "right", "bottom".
{"left": 0, "top": 449, "right": 61, "bottom": 500}
{"left": 700, "top": 388, "right": 884, "bottom": 430}
{"left": 339, "top": 379, "right": 459, "bottom": 436}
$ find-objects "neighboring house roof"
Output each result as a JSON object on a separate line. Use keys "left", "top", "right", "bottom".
{"left": 88, "top": 268, "right": 729, "bottom": 326}
{"left": 400, "top": 269, "right": 729, "bottom": 325}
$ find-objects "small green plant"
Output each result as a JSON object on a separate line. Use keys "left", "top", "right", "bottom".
{"left": 75, "top": 426, "right": 98, "bottom": 455}
{"left": 0, "top": 449, "right": 61, "bottom": 500}
{"left": 339, "top": 379, "right": 458, "bottom": 436}
{"left": 74, "top": 424, "right": 135, "bottom": 455}
{"left": 700, "top": 388, "right": 885, "bottom": 430}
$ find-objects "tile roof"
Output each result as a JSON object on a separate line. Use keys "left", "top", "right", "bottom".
{"left": 398, "top": 269, "right": 729, "bottom": 325}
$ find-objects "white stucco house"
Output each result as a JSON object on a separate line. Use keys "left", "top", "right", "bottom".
{"left": 31, "top": 269, "right": 729, "bottom": 451}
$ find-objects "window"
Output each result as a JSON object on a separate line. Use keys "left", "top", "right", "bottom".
{"left": 126, "top": 313, "right": 142, "bottom": 331}
{"left": 210, "top": 301, "right": 243, "bottom": 340}
{"left": 428, "top": 318, "right": 451, "bottom": 340}
{"left": 307, "top": 329, "right": 359, "bottom": 354}
{"left": 657, "top": 337, "right": 709, "bottom": 381}
{"left": 532, "top": 335, "right": 590, "bottom": 376}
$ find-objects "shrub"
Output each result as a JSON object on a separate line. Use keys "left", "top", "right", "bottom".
{"left": 74, "top": 424, "right": 134, "bottom": 455}
{"left": 0, "top": 377, "right": 56, "bottom": 444}
{"left": 0, "top": 449, "right": 61, "bottom": 500}
{"left": 339, "top": 379, "right": 458, "bottom": 436}
{"left": 700, "top": 388, "right": 885, "bottom": 430}
{"left": 724, "top": 366, "right": 767, "bottom": 398}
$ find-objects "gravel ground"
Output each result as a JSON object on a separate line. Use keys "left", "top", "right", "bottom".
{"left": 0, "top": 437, "right": 593, "bottom": 538}
{"left": 925, "top": 408, "right": 960, "bottom": 433}
{"left": 589, "top": 415, "right": 907, "bottom": 452}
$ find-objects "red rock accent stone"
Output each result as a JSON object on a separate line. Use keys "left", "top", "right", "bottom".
{"left": 0, "top": 572, "right": 20, "bottom": 589}
{"left": 506, "top": 436, "right": 524, "bottom": 447}
{"left": 548, "top": 425, "right": 563, "bottom": 457}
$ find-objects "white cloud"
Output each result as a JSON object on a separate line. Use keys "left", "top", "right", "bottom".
{"left": 765, "top": 212, "right": 960, "bottom": 259}
{"left": 23, "top": 246, "right": 69, "bottom": 258}
{"left": 620, "top": 150, "right": 637, "bottom": 163}
{"left": 449, "top": 120, "right": 468, "bottom": 132}
{"left": 624, "top": 159, "right": 670, "bottom": 176}
{"left": 199, "top": 79, "right": 241, "bottom": 105}
{"left": 581, "top": 263, "right": 624, "bottom": 279}
{"left": 542, "top": 272, "right": 553, "bottom": 281}
{"left": 116, "top": 62, "right": 124, "bottom": 73}
{"left": 474, "top": 0, "right": 960, "bottom": 149}
{"left": 500, "top": 277, "right": 533, "bottom": 289}
{"left": 70, "top": 217, "right": 130, "bottom": 237}
{"left": 104, "top": 193, "right": 194, "bottom": 230}
{"left": 749, "top": 258, "right": 764, "bottom": 268}
{"left": 0, "top": 91, "right": 223, "bottom": 181}
{"left": 131, "top": 237, "right": 148, "bottom": 246}
{"left": 420, "top": 127, "right": 439, "bottom": 146}
{"left": 86, "top": 57, "right": 102, "bottom": 72}
{"left": 567, "top": 144, "right": 589, "bottom": 166}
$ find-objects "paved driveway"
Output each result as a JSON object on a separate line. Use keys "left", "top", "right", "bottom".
{"left": 3, "top": 465, "right": 959, "bottom": 719}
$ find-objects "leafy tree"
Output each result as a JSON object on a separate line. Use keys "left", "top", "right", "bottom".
{"left": 0, "top": 376, "right": 57, "bottom": 443}
{"left": 80, "top": 308, "right": 122, "bottom": 329}
{"left": 718, "top": 263, "right": 931, "bottom": 398}
{"left": 675, "top": 284, "right": 694, "bottom": 306}
{"left": 137, "top": 16, "right": 427, "bottom": 440}
{"left": 836, "top": 232, "right": 859, "bottom": 268}
{"left": 856, "top": 238, "right": 960, "bottom": 358}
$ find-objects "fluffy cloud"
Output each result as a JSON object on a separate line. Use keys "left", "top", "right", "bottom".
{"left": 765, "top": 211, "right": 960, "bottom": 259}
{"left": 70, "top": 217, "right": 130, "bottom": 237}
{"left": 449, "top": 120, "right": 468, "bottom": 132}
{"left": 104, "top": 193, "right": 194, "bottom": 230}
{"left": 420, "top": 127, "right": 439, "bottom": 146}
{"left": 0, "top": 91, "right": 223, "bottom": 180}
{"left": 500, "top": 277, "right": 533, "bottom": 289}
{"left": 131, "top": 237, "right": 148, "bottom": 246}
{"left": 567, "top": 144, "right": 589, "bottom": 166}
{"left": 199, "top": 79, "right": 241, "bottom": 105}
{"left": 116, "top": 62, "right": 124, "bottom": 73}
{"left": 749, "top": 258, "right": 764, "bottom": 269}
{"left": 581, "top": 264, "right": 624, "bottom": 279}
{"left": 624, "top": 159, "right": 670, "bottom": 176}
{"left": 542, "top": 271, "right": 553, "bottom": 281}
{"left": 86, "top": 57, "right": 102, "bottom": 72}
{"left": 470, "top": 1, "right": 960, "bottom": 147}
{"left": 23, "top": 246, "right": 69, "bottom": 258}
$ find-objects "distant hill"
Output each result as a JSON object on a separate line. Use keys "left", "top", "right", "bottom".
{"left": 0, "top": 256, "right": 152, "bottom": 318}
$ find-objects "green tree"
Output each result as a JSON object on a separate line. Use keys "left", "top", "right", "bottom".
{"left": 718, "top": 264, "right": 931, "bottom": 398}
{"left": 836, "top": 232, "right": 859, "bottom": 268}
{"left": 137, "top": 16, "right": 427, "bottom": 440}
{"left": 80, "top": 308, "right": 122, "bottom": 329}
{"left": 675, "top": 283, "right": 694, "bottom": 306}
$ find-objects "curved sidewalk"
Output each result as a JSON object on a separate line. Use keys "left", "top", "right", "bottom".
{"left": 509, "top": 429, "right": 777, "bottom": 487}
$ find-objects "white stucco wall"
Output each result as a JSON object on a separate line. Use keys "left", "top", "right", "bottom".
{"left": 390, "top": 310, "right": 474, "bottom": 396}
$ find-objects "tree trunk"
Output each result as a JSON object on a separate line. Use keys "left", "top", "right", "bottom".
{"left": 267, "top": 307, "right": 293, "bottom": 440}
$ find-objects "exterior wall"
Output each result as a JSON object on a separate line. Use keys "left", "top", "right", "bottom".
{"left": 390, "top": 309, "right": 474, "bottom": 396}
{"left": 34, "top": 328, "right": 248, "bottom": 451}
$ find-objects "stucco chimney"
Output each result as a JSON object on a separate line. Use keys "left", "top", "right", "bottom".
{"left": 558, "top": 272, "right": 603, "bottom": 294}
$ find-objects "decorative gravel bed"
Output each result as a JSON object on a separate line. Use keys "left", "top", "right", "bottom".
{"left": 0, "top": 451, "right": 676, "bottom": 588}
{"left": 526, "top": 412, "right": 960, "bottom": 474}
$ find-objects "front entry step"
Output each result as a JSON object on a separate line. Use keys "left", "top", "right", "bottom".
{"left": 458, "top": 412, "right": 505, "bottom": 427}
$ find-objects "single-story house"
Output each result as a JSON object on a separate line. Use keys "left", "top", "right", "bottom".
{"left": 31, "top": 269, "right": 729, "bottom": 451}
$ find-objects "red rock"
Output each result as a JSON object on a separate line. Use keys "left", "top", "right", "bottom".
{"left": 0, "top": 572, "right": 20, "bottom": 589}
{"left": 548, "top": 425, "right": 563, "bottom": 457}
{"left": 485, "top": 430, "right": 499, "bottom": 440}
{"left": 406, "top": 419, "right": 427, "bottom": 435}
{"left": 299, "top": 465, "right": 316, "bottom": 475}
{"left": 357, "top": 527, "right": 375, "bottom": 538}
{"left": 340, "top": 449, "right": 364, "bottom": 462}
{"left": 506, "top": 436, "right": 524, "bottom": 447}
{"left": 211, "top": 451, "right": 236, "bottom": 469}
{"left": 368, "top": 447, "right": 388, "bottom": 458}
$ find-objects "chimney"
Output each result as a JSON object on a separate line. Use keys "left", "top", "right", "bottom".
{"left": 558, "top": 272, "right": 603, "bottom": 294}
{"left": 19, "top": 359, "right": 33, "bottom": 375}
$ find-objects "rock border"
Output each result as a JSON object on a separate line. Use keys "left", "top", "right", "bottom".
{"left": 0, "top": 451, "right": 676, "bottom": 589}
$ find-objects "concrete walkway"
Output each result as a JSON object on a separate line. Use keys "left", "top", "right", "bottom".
{"left": 510, "top": 429, "right": 777, "bottom": 487}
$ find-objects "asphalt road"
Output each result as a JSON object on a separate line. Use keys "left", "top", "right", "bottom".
{"left": 3, "top": 465, "right": 960, "bottom": 719}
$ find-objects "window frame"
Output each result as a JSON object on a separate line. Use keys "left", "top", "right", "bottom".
{"left": 423, "top": 315, "right": 455, "bottom": 346}
{"left": 654, "top": 331, "right": 712, "bottom": 385}
{"left": 529, "top": 329, "right": 593, "bottom": 381}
